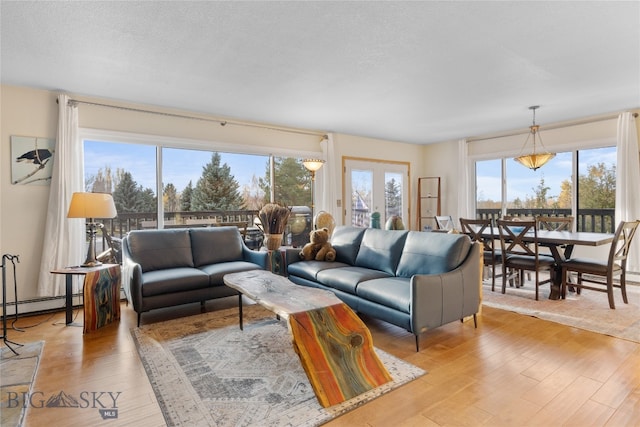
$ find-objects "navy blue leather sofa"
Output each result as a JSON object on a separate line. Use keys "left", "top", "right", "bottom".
{"left": 287, "top": 226, "right": 481, "bottom": 350}
{"left": 123, "top": 226, "right": 267, "bottom": 326}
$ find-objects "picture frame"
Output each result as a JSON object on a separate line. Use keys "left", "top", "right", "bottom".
{"left": 11, "top": 135, "right": 55, "bottom": 185}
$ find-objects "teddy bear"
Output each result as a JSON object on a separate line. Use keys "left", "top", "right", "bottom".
{"left": 299, "top": 227, "right": 336, "bottom": 262}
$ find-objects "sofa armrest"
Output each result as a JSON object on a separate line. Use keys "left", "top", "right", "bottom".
{"left": 410, "top": 242, "right": 482, "bottom": 333}
{"left": 242, "top": 245, "right": 269, "bottom": 269}
{"left": 122, "top": 235, "right": 144, "bottom": 312}
{"left": 284, "top": 247, "right": 304, "bottom": 267}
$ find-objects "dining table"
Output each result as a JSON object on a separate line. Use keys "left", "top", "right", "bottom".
{"left": 481, "top": 229, "right": 615, "bottom": 300}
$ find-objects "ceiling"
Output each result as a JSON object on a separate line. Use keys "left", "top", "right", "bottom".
{"left": 2, "top": 1, "right": 639, "bottom": 145}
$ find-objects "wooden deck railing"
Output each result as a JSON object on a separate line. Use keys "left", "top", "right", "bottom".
{"left": 476, "top": 208, "right": 616, "bottom": 233}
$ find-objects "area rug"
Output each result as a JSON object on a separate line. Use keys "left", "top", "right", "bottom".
{"left": 482, "top": 281, "right": 640, "bottom": 343}
{"left": 131, "top": 305, "right": 425, "bottom": 427}
{"left": 0, "top": 341, "right": 44, "bottom": 427}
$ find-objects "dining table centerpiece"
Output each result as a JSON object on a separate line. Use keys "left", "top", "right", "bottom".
{"left": 257, "top": 203, "right": 291, "bottom": 250}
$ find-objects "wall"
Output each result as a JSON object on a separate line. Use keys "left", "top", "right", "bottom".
{"left": 331, "top": 133, "right": 425, "bottom": 227}
{"left": 3, "top": 83, "right": 637, "bottom": 307}
{"left": 1, "top": 86, "right": 58, "bottom": 306}
{"left": 0, "top": 85, "right": 430, "bottom": 309}
{"left": 0, "top": 85, "right": 326, "bottom": 306}
{"left": 426, "top": 109, "right": 640, "bottom": 263}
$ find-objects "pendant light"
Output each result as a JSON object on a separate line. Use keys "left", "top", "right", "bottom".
{"left": 514, "top": 106, "right": 555, "bottom": 170}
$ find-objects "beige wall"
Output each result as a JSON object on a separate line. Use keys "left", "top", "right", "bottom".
{"left": 2, "top": 83, "right": 638, "bottom": 304}
{"left": 331, "top": 133, "right": 425, "bottom": 227}
{"left": 0, "top": 85, "right": 429, "bottom": 303}
{"left": 1, "top": 86, "right": 58, "bottom": 302}
{"left": 429, "top": 109, "right": 640, "bottom": 223}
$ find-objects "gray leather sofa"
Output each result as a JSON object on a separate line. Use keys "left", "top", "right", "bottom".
{"left": 122, "top": 226, "right": 267, "bottom": 325}
{"left": 287, "top": 226, "right": 481, "bottom": 350}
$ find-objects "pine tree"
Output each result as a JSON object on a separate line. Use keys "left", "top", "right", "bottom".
{"left": 385, "top": 178, "right": 402, "bottom": 217}
{"left": 181, "top": 181, "right": 193, "bottom": 211}
{"left": 259, "top": 157, "right": 310, "bottom": 206}
{"left": 191, "top": 153, "right": 242, "bottom": 211}
{"left": 112, "top": 172, "right": 142, "bottom": 213}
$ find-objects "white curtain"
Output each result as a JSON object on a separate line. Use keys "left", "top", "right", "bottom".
{"left": 37, "top": 94, "right": 84, "bottom": 296}
{"left": 615, "top": 112, "right": 640, "bottom": 274}
{"left": 320, "top": 133, "right": 340, "bottom": 223}
{"left": 457, "top": 138, "right": 473, "bottom": 224}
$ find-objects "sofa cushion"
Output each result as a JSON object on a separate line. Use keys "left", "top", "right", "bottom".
{"left": 287, "top": 261, "right": 349, "bottom": 282}
{"left": 330, "top": 226, "right": 366, "bottom": 265}
{"left": 198, "top": 261, "right": 263, "bottom": 285}
{"left": 356, "top": 277, "right": 411, "bottom": 314}
{"left": 141, "top": 267, "right": 209, "bottom": 297}
{"left": 316, "top": 266, "right": 392, "bottom": 295}
{"left": 127, "top": 229, "right": 194, "bottom": 273}
{"left": 395, "top": 231, "right": 471, "bottom": 277}
{"left": 354, "top": 229, "right": 408, "bottom": 275}
{"left": 190, "top": 227, "right": 244, "bottom": 267}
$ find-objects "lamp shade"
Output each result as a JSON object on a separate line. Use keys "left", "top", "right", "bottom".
{"left": 67, "top": 192, "right": 117, "bottom": 219}
{"left": 302, "top": 159, "right": 325, "bottom": 172}
{"left": 514, "top": 152, "right": 556, "bottom": 171}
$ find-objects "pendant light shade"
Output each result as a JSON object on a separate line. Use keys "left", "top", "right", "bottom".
{"left": 514, "top": 106, "right": 555, "bottom": 171}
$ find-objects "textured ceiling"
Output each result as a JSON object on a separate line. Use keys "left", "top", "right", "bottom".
{"left": 1, "top": 1, "right": 639, "bottom": 144}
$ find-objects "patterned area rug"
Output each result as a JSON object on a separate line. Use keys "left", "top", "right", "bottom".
{"left": 1, "top": 341, "right": 44, "bottom": 427}
{"left": 482, "top": 281, "right": 640, "bottom": 342}
{"left": 131, "top": 305, "right": 425, "bottom": 427}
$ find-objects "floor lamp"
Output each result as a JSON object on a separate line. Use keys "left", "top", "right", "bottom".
{"left": 67, "top": 192, "right": 118, "bottom": 267}
{"left": 302, "top": 159, "right": 325, "bottom": 222}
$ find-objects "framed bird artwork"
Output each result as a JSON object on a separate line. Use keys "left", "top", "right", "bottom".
{"left": 11, "top": 136, "right": 55, "bottom": 185}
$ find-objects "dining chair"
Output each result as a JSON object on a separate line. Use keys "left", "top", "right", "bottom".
{"left": 537, "top": 216, "right": 575, "bottom": 281}
{"left": 537, "top": 216, "right": 574, "bottom": 232}
{"left": 497, "top": 219, "right": 557, "bottom": 300}
{"left": 560, "top": 220, "right": 640, "bottom": 309}
{"left": 435, "top": 215, "right": 454, "bottom": 231}
{"left": 460, "top": 218, "right": 502, "bottom": 291}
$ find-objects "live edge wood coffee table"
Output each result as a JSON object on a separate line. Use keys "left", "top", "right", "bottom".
{"left": 223, "top": 270, "right": 392, "bottom": 407}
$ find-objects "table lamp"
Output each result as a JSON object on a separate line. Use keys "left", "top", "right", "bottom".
{"left": 67, "top": 192, "right": 118, "bottom": 267}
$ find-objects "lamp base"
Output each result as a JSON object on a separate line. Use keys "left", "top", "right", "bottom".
{"left": 80, "top": 260, "right": 102, "bottom": 268}
{"left": 81, "top": 224, "right": 100, "bottom": 267}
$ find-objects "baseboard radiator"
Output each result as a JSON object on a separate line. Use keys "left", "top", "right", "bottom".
{"left": 0, "top": 289, "right": 126, "bottom": 318}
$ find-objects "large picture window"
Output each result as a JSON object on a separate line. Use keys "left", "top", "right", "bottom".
{"left": 474, "top": 147, "right": 616, "bottom": 232}
{"left": 83, "top": 136, "right": 316, "bottom": 244}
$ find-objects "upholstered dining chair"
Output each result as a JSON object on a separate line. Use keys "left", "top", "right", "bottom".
{"left": 560, "top": 220, "right": 640, "bottom": 309}
{"left": 460, "top": 218, "right": 502, "bottom": 291}
{"left": 497, "top": 219, "right": 557, "bottom": 300}
{"left": 435, "top": 215, "right": 454, "bottom": 231}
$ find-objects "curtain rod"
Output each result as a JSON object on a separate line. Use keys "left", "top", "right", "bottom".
{"left": 468, "top": 111, "right": 638, "bottom": 143}
{"left": 60, "top": 97, "right": 327, "bottom": 138}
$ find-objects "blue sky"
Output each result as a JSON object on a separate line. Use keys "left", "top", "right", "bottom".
{"left": 476, "top": 146, "right": 616, "bottom": 203}
{"left": 85, "top": 141, "right": 616, "bottom": 203}
{"left": 84, "top": 141, "right": 269, "bottom": 193}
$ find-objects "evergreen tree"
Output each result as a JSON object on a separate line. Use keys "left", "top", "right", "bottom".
{"left": 385, "top": 178, "right": 402, "bottom": 217}
{"left": 259, "top": 157, "right": 310, "bottom": 206}
{"left": 181, "top": 180, "right": 193, "bottom": 211}
{"left": 191, "top": 153, "right": 242, "bottom": 210}
{"left": 138, "top": 187, "right": 157, "bottom": 212}
{"left": 112, "top": 172, "right": 142, "bottom": 213}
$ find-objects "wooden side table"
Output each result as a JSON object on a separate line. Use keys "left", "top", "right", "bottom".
{"left": 263, "top": 247, "right": 290, "bottom": 276}
{"left": 51, "top": 264, "right": 121, "bottom": 332}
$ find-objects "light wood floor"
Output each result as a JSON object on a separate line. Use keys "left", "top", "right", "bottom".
{"left": 7, "top": 296, "right": 640, "bottom": 426}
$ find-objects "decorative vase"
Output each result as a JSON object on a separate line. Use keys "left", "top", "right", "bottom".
{"left": 265, "top": 233, "right": 283, "bottom": 250}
